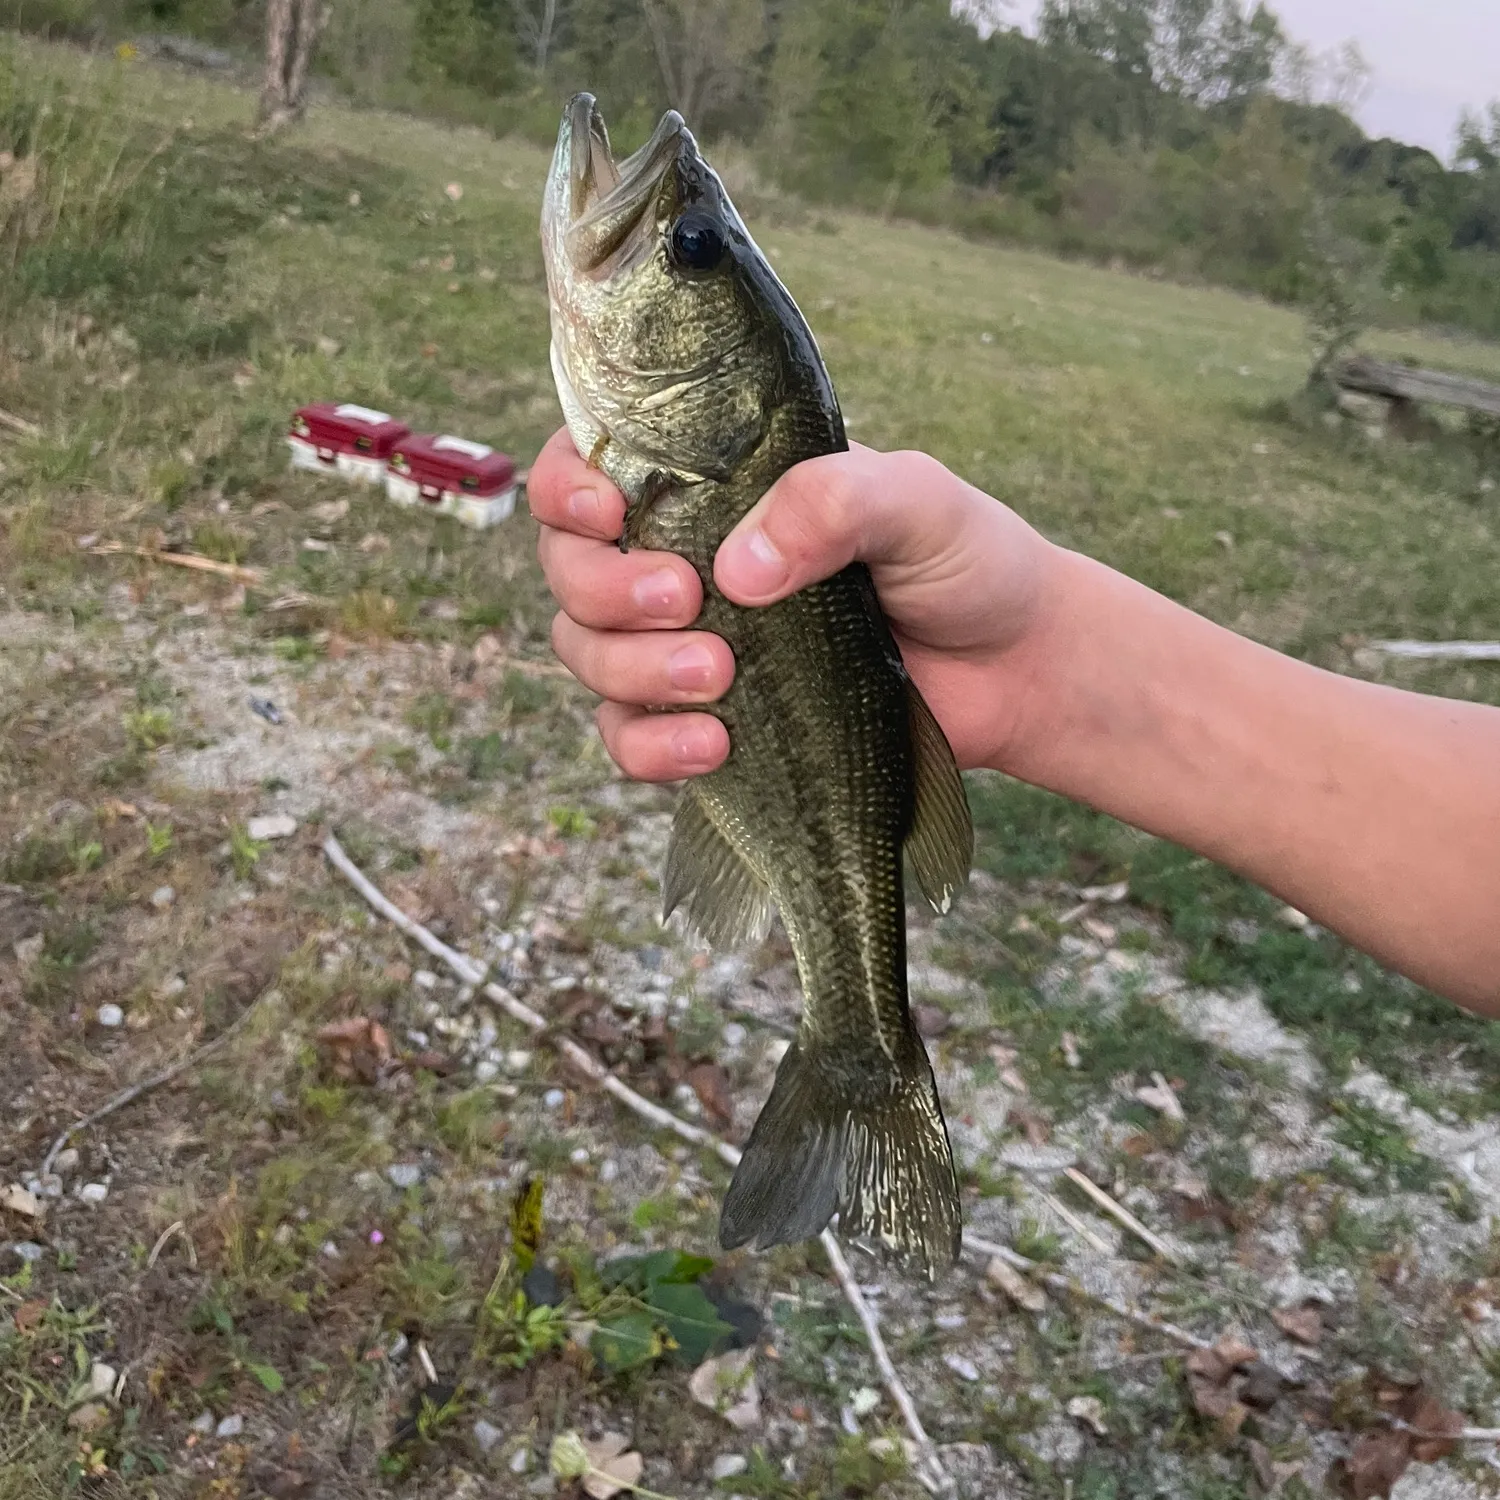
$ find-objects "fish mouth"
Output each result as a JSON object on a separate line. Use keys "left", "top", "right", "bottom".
{"left": 547, "top": 93, "right": 689, "bottom": 274}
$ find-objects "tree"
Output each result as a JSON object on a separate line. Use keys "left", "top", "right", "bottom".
{"left": 639, "top": 0, "right": 767, "bottom": 132}
{"left": 257, "top": 0, "right": 328, "bottom": 134}
{"left": 507, "top": 0, "right": 565, "bottom": 70}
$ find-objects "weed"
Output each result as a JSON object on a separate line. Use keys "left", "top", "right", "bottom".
{"left": 405, "top": 692, "right": 457, "bottom": 749}
{"left": 548, "top": 803, "right": 597, "bottom": 839}
{"left": 1329, "top": 1099, "right": 1443, "bottom": 1193}
{"left": 227, "top": 822, "right": 265, "bottom": 878}
{"left": 122, "top": 706, "right": 172, "bottom": 751}
{"left": 144, "top": 820, "right": 173, "bottom": 859}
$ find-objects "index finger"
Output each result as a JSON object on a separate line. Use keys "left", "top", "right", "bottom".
{"left": 526, "top": 426, "right": 626, "bottom": 541}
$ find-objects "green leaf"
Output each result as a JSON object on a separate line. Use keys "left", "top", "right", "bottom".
{"left": 510, "top": 1175, "right": 544, "bottom": 1274}
{"left": 648, "top": 1282, "right": 733, "bottom": 1366}
{"left": 590, "top": 1312, "right": 663, "bottom": 1373}
{"left": 601, "top": 1248, "right": 714, "bottom": 1293}
{"left": 248, "top": 1362, "right": 284, "bottom": 1393}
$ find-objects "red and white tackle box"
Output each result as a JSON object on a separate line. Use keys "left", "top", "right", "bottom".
{"left": 384, "top": 433, "right": 519, "bottom": 529}
{"left": 287, "top": 402, "right": 411, "bottom": 483}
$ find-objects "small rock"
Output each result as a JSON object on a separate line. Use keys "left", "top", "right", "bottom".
{"left": 506, "top": 1049, "right": 533, "bottom": 1073}
{"left": 509, "top": 1444, "right": 531, "bottom": 1474}
{"left": 320, "top": 1240, "right": 340, "bottom": 1259}
{"left": 473, "top": 1418, "right": 504, "bottom": 1453}
{"left": 721, "top": 1022, "right": 747, "bottom": 1049}
{"left": 150, "top": 886, "right": 176, "bottom": 910}
{"left": 79, "top": 1182, "right": 109, "bottom": 1205}
{"left": 10, "top": 1241, "right": 45, "bottom": 1263}
{"left": 315, "top": 335, "right": 342, "bottom": 357}
{"left": 68, "top": 1402, "right": 111, "bottom": 1433}
{"left": 97, "top": 1004, "right": 125, "bottom": 1029}
{"left": 569, "top": 1148, "right": 590, "bottom": 1166}
{"left": 474, "top": 1059, "right": 500, "bottom": 1083}
{"left": 711, "top": 1454, "right": 749, "bottom": 1481}
{"left": 88, "top": 1361, "right": 118, "bottom": 1400}
{"left": 414, "top": 969, "right": 439, "bottom": 990}
{"left": 53, "top": 1148, "right": 80, "bottom": 1175}
{"left": 190, "top": 1409, "right": 216, "bottom": 1435}
{"left": 1277, "top": 905, "right": 1310, "bottom": 931}
{"left": 849, "top": 1387, "right": 881, "bottom": 1418}
{"left": 942, "top": 1353, "right": 980, "bottom": 1382}
{"left": 386, "top": 1332, "right": 410, "bottom": 1361}
{"left": 933, "top": 1312, "right": 966, "bottom": 1331}
{"left": 599, "top": 1159, "right": 619, "bottom": 1184}
{"left": 216, "top": 1414, "right": 244, "bottom": 1439}
{"left": 247, "top": 814, "right": 297, "bottom": 842}
{"left": 386, "top": 1164, "right": 423, "bottom": 1190}
{"left": 689, "top": 1349, "right": 761, "bottom": 1430}
{"left": 155, "top": 974, "right": 187, "bottom": 1000}
{"left": 543, "top": 1089, "right": 565, "bottom": 1110}
{"left": 13, "top": 934, "right": 44, "bottom": 969}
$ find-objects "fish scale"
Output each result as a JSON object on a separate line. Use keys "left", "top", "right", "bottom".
{"left": 542, "top": 92, "right": 974, "bottom": 1276}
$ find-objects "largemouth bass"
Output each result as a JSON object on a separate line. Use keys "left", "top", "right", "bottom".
{"left": 540, "top": 94, "right": 973, "bottom": 1277}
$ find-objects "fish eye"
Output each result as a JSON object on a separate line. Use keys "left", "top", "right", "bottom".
{"left": 668, "top": 211, "right": 726, "bottom": 272}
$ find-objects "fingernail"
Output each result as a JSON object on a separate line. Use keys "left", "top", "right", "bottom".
{"left": 567, "top": 488, "right": 601, "bottom": 529}
{"left": 668, "top": 642, "right": 717, "bottom": 692}
{"left": 671, "top": 723, "right": 717, "bottom": 767}
{"left": 632, "top": 567, "right": 682, "bottom": 618}
{"left": 725, "top": 527, "right": 788, "bottom": 597}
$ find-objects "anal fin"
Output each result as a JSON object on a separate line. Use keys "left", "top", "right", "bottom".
{"left": 663, "top": 789, "right": 774, "bottom": 950}
{"left": 905, "top": 685, "right": 973, "bottom": 914}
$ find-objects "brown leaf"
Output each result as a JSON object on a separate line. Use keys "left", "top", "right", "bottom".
{"left": 14, "top": 1299, "right": 46, "bottom": 1334}
{"left": 1240, "top": 1361, "right": 1285, "bottom": 1411}
{"left": 1188, "top": 1373, "right": 1237, "bottom": 1422}
{"left": 1006, "top": 1104, "right": 1051, "bottom": 1146}
{"left": 1247, "top": 1437, "right": 1277, "bottom": 1492}
{"left": 688, "top": 1062, "right": 735, "bottom": 1129}
{"left": 1272, "top": 1302, "right": 1323, "bottom": 1346}
{"left": 1337, "top": 1430, "right": 1412, "bottom": 1500}
{"left": 1399, "top": 1391, "right": 1464, "bottom": 1462}
{"left": 1212, "top": 1335, "right": 1260, "bottom": 1370}
{"left": 1186, "top": 1347, "right": 1232, "bottom": 1385}
{"left": 579, "top": 1433, "right": 644, "bottom": 1500}
{"left": 315, "top": 1016, "right": 394, "bottom": 1084}
{"left": 408, "top": 1051, "right": 453, "bottom": 1076}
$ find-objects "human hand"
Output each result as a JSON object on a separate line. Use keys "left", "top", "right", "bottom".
{"left": 529, "top": 427, "right": 1064, "bottom": 781}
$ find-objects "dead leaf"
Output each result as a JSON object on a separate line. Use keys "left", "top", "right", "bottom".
{"left": 1399, "top": 1390, "right": 1464, "bottom": 1462}
{"left": 1272, "top": 1302, "right": 1323, "bottom": 1347}
{"left": 579, "top": 1433, "right": 643, "bottom": 1500}
{"left": 1066, "top": 1395, "right": 1108, "bottom": 1435}
{"left": 1247, "top": 1437, "right": 1277, "bottom": 1492}
{"left": 315, "top": 1017, "right": 394, "bottom": 1084}
{"left": 1212, "top": 1335, "right": 1259, "bottom": 1370}
{"left": 472, "top": 632, "right": 505, "bottom": 667}
{"left": 1006, "top": 1104, "right": 1050, "bottom": 1146}
{"left": 1, "top": 1184, "right": 42, "bottom": 1218}
{"left": 687, "top": 1062, "right": 735, "bottom": 1129}
{"left": 358, "top": 532, "right": 390, "bottom": 553}
{"left": 1337, "top": 1430, "right": 1412, "bottom": 1500}
{"left": 689, "top": 1348, "right": 761, "bottom": 1430}
{"left": 14, "top": 1299, "right": 46, "bottom": 1333}
{"left": 67, "top": 1402, "right": 111, "bottom": 1433}
{"left": 1060, "top": 1031, "right": 1081, "bottom": 1068}
{"left": 984, "top": 1257, "right": 1047, "bottom": 1313}
{"left": 311, "top": 498, "right": 349, "bottom": 525}
{"left": 1135, "top": 1071, "right": 1185, "bottom": 1122}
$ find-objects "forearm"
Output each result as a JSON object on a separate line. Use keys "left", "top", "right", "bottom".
{"left": 1005, "top": 548, "right": 1500, "bottom": 1013}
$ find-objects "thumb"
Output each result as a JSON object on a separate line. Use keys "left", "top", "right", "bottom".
{"left": 715, "top": 447, "right": 906, "bottom": 606}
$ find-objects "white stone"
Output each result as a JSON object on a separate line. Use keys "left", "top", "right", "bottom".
{"left": 88, "top": 1362, "right": 118, "bottom": 1399}
{"left": 508, "top": 1444, "right": 531, "bottom": 1474}
{"left": 9, "top": 1241, "right": 44, "bottom": 1263}
{"left": 53, "top": 1148, "right": 79, "bottom": 1175}
{"left": 150, "top": 886, "right": 175, "bottom": 910}
{"left": 474, "top": 1059, "right": 500, "bottom": 1083}
{"left": 711, "top": 1455, "right": 749, "bottom": 1481}
{"left": 96, "top": 1004, "right": 125, "bottom": 1029}
{"left": 543, "top": 1089, "right": 566, "bottom": 1110}
{"left": 79, "top": 1182, "right": 109, "bottom": 1205}
{"left": 473, "top": 1418, "right": 504, "bottom": 1453}
{"left": 190, "top": 1410, "right": 215, "bottom": 1435}
{"left": 386, "top": 1163, "right": 422, "bottom": 1190}
{"left": 216, "top": 1414, "right": 244, "bottom": 1438}
{"left": 599, "top": 1159, "right": 619, "bottom": 1184}
{"left": 721, "top": 1022, "right": 747, "bottom": 1049}
{"left": 849, "top": 1387, "right": 881, "bottom": 1417}
{"left": 569, "top": 1148, "right": 590, "bottom": 1166}
{"left": 505, "top": 1050, "right": 533, "bottom": 1073}
{"left": 414, "top": 969, "right": 439, "bottom": 990}
{"left": 942, "top": 1354, "right": 980, "bottom": 1382}
{"left": 246, "top": 814, "right": 297, "bottom": 841}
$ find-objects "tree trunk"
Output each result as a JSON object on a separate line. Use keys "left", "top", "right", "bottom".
{"left": 257, "top": 0, "right": 328, "bottom": 135}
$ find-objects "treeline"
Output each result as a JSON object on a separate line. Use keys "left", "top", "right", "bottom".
{"left": 16, "top": 0, "right": 1500, "bottom": 337}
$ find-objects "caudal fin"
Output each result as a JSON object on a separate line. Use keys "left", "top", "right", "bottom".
{"left": 718, "top": 1037, "right": 961, "bottom": 1278}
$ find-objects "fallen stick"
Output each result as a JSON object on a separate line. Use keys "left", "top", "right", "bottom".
{"left": 0, "top": 407, "right": 41, "bottom": 438}
{"left": 38, "top": 992, "right": 270, "bottom": 1178}
{"left": 1063, "top": 1166, "right": 1182, "bottom": 1265}
{"left": 323, "top": 834, "right": 949, "bottom": 1493}
{"left": 961, "top": 1233, "right": 1211, "bottom": 1353}
{"left": 1038, "top": 1187, "right": 1113, "bottom": 1255}
{"left": 1370, "top": 640, "right": 1500, "bottom": 661}
{"left": 85, "top": 540, "right": 265, "bottom": 586}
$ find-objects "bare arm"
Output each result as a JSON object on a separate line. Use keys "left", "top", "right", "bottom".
{"left": 529, "top": 431, "right": 1500, "bottom": 1015}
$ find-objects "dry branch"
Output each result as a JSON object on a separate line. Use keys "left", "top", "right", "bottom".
{"left": 322, "top": 834, "right": 948, "bottom": 1492}
{"left": 86, "top": 540, "right": 264, "bottom": 586}
{"left": 1370, "top": 640, "right": 1500, "bottom": 662}
{"left": 0, "top": 407, "right": 41, "bottom": 438}
{"left": 38, "top": 992, "right": 271, "bottom": 1178}
{"left": 1063, "top": 1166, "right": 1182, "bottom": 1265}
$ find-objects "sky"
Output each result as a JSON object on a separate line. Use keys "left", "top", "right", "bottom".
{"left": 1000, "top": 0, "right": 1499, "bottom": 161}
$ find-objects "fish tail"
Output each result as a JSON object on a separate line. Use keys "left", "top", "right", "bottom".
{"left": 719, "top": 1034, "right": 962, "bottom": 1279}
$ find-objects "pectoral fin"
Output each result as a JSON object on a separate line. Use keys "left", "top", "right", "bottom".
{"left": 905, "top": 686, "right": 973, "bottom": 915}
{"left": 663, "top": 789, "right": 774, "bottom": 949}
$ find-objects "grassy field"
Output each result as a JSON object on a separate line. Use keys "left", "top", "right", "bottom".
{"left": 3, "top": 38, "right": 1500, "bottom": 1500}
